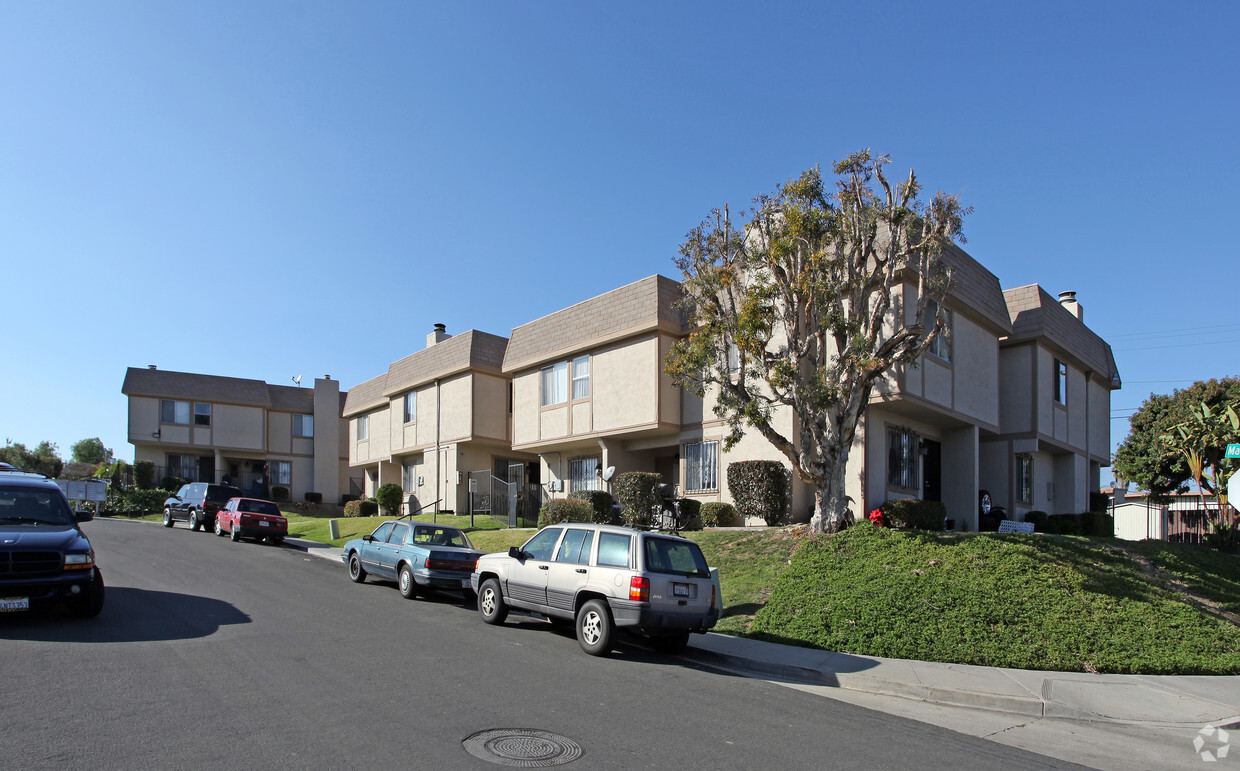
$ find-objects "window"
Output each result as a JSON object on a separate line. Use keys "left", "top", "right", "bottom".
{"left": 270, "top": 460, "right": 291, "bottom": 486}
{"left": 161, "top": 400, "right": 190, "bottom": 425}
{"left": 371, "top": 522, "right": 394, "bottom": 543}
{"left": 403, "top": 392, "right": 417, "bottom": 423}
{"left": 887, "top": 426, "right": 918, "bottom": 489}
{"left": 190, "top": 402, "right": 210, "bottom": 426}
{"left": 388, "top": 522, "right": 410, "bottom": 545}
{"left": 572, "top": 355, "right": 590, "bottom": 400}
{"left": 540, "top": 361, "right": 568, "bottom": 406}
{"left": 556, "top": 529, "right": 594, "bottom": 564}
{"left": 293, "top": 414, "right": 314, "bottom": 438}
{"left": 597, "top": 532, "right": 632, "bottom": 568}
{"left": 924, "top": 300, "right": 952, "bottom": 362}
{"left": 356, "top": 414, "right": 369, "bottom": 441}
{"left": 522, "top": 527, "right": 562, "bottom": 561}
{"left": 1054, "top": 359, "right": 1068, "bottom": 405}
{"left": 570, "top": 457, "right": 599, "bottom": 493}
{"left": 166, "top": 454, "right": 197, "bottom": 480}
{"left": 684, "top": 440, "right": 719, "bottom": 492}
{"left": 1016, "top": 454, "right": 1033, "bottom": 504}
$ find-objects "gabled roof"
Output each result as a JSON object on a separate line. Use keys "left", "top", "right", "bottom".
{"left": 1002, "top": 285, "right": 1121, "bottom": 387}
{"left": 503, "top": 275, "right": 688, "bottom": 373}
{"left": 342, "top": 330, "right": 510, "bottom": 418}
{"left": 121, "top": 367, "right": 323, "bottom": 413}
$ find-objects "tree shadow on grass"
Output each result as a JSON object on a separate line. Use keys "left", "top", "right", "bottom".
{"left": 0, "top": 587, "right": 251, "bottom": 643}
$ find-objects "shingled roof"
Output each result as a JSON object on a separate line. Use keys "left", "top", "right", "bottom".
{"left": 1002, "top": 285, "right": 1121, "bottom": 387}
{"left": 503, "top": 275, "right": 688, "bottom": 373}
{"left": 939, "top": 244, "right": 1013, "bottom": 335}
{"left": 121, "top": 367, "right": 321, "bottom": 412}
{"left": 342, "top": 330, "right": 510, "bottom": 417}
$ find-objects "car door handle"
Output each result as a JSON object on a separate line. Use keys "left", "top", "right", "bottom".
{"left": 575, "top": 569, "right": 587, "bottom": 574}
{"left": 539, "top": 565, "right": 549, "bottom": 570}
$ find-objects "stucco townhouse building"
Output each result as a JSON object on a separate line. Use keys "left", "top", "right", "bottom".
{"left": 122, "top": 367, "right": 353, "bottom": 504}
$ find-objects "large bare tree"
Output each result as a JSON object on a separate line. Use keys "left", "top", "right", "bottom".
{"left": 666, "top": 150, "right": 969, "bottom": 533}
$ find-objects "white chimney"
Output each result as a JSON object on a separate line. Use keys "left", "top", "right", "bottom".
{"left": 427, "top": 323, "right": 451, "bottom": 348}
{"left": 1058, "top": 291, "right": 1083, "bottom": 320}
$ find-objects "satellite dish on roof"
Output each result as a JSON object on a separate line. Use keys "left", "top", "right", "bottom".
{"left": 292, "top": 374, "right": 302, "bottom": 387}
{"left": 601, "top": 466, "right": 616, "bottom": 482}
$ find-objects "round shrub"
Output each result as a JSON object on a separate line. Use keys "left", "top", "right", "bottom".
{"left": 359, "top": 499, "right": 379, "bottom": 517}
{"left": 537, "top": 498, "right": 593, "bottom": 528}
{"left": 376, "top": 483, "right": 404, "bottom": 516}
{"left": 271, "top": 486, "right": 290, "bottom": 502}
{"left": 677, "top": 497, "right": 703, "bottom": 530}
{"left": 340, "top": 493, "right": 360, "bottom": 506}
{"left": 613, "top": 472, "right": 662, "bottom": 527}
{"left": 1024, "top": 511, "right": 1049, "bottom": 531}
{"left": 701, "top": 502, "right": 740, "bottom": 527}
{"left": 569, "top": 489, "right": 616, "bottom": 524}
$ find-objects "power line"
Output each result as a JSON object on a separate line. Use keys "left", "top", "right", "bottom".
{"left": 1107, "top": 322, "right": 1240, "bottom": 340}
{"left": 1115, "top": 338, "right": 1240, "bottom": 352}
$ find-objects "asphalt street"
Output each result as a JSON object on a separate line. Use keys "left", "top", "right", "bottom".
{"left": 0, "top": 518, "right": 1084, "bottom": 769}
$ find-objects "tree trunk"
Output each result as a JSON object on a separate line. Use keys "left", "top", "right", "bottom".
{"left": 809, "top": 461, "right": 853, "bottom": 533}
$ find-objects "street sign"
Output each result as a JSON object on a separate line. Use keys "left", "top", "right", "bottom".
{"left": 1227, "top": 444, "right": 1240, "bottom": 459}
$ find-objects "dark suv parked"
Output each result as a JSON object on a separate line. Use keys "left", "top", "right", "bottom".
{"left": 163, "top": 482, "right": 243, "bottom": 531}
{"left": 0, "top": 467, "right": 105, "bottom": 617}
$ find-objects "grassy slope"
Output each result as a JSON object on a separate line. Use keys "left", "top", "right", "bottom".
{"left": 749, "top": 523, "right": 1240, "bottom": 675}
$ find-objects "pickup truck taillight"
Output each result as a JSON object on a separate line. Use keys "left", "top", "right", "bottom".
{"left": 629, "top": 576, "right": 649, "bottom": 602}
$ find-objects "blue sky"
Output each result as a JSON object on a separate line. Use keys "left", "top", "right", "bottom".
{"left": 2, "top": 1, "right": 1237, "bottom": 475}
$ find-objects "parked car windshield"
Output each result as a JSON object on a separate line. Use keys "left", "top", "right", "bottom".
{"left": 412, "top": 526, "right": 472, "bottom": 548}
{"left": 0, "top": 486, "right": 75, "bottom": 526}
{"left": 643, "top": 537, "right": 711, "bottom": 577}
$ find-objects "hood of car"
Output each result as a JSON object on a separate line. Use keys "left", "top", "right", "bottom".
{"left": 0, "top": 525, "right": 85, "bottom": 550}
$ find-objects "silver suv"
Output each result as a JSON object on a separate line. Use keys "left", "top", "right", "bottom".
{"left": 471, "top": 523, "right": 720, "bottom": 656}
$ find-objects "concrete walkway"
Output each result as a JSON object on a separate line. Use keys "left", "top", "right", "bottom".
{"left": 289, "top": 535, "right": 1240, "bottom": 728}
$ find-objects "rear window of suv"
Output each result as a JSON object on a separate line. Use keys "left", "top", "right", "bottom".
{"left": 206, "top": 485, "right": 242, "bottom": 503}
{"left": 643, "top": 536, "right": 710, "bottom": 577}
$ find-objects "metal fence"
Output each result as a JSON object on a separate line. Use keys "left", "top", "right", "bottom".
{"left": 1165, "top": 508, "right": 1213, "bottom": 545}
{"left": 467, "top": 469, "right": 540, "bottom": 528}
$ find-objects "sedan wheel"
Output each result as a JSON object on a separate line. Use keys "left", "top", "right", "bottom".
{"left": 230, "top": 524, "right": 240, "bottom": 542}
{"left": 479, "top": 578, "right": 508, "bottom": 625}
{"left": 162, "top": 508, "right": 173, "bottom": 528}
{"left": 215, "top": 519, "right": 225, "bottom": 537}
{"left": 348, "top": 552, "right": 367, "bottom": 583}
{"left": 398, "top": 564, "right": 418, "bottom": 600}
{"left": 576, "top": 599, "right": 614, "bottom": 656}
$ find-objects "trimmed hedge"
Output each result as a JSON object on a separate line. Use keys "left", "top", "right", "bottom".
{"left": 343, "top": 498, "right": 379, "bottom": 518}
{"left": 613, "top": 472, "right": 662, "bottom": 527}
{"left": 701, "top": 502, "right": 740, "bottom": 527}
{"left": 376, "top": 483, "right": 404, "bottom": 516}
{"left": 677, "top": 497, "right": 703, "bottom": 530}
{"left": 538, "top": 498, "right": 593, "bottom": 528}
{"left": 1040, "top": 511, "right": 1115, "bottom": 537}
{"left": 161, "top": 476, "right": 188, "bottom": 492}
{"left": 727, "top": 460, "right": 791, "bottom": 526}
{"left": 1024, "top": 511, "right": 1049, "bottom": 531}
{"left": 340, "top": 493, "right": 360, "bottom": 506}
{"left": 304, "top": 492, "right": 323, "bottom": 504}
{"left": 879, "top": 498, "right": 947, "bottom": 530}
{"left": 134, "top": 460, "right": 155, "bottom": 490}
{"left": 569, "top": 489, "right": 616, "bottom": 524}
{"left": 271, "top": 486, "right": 290, "bottom": 502}
{"left": 102, "top": 488, "right": 167, "bottom": 517}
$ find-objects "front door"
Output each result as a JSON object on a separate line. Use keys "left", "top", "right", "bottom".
{"left": 922, "top": 439, "right": 942, "bottom": 502}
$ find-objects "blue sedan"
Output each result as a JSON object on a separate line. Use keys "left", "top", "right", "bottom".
{"left": 342, "top": 521, "right": 485, "bottom": 601}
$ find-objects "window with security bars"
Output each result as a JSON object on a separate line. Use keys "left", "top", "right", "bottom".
{"left": 1016, "top": 454, "right": 1033, "bottom": 504}
{"left": 887, "top": 426, "right": 918, "bottom": 489}
{"left": 684, "top": 440, "right": 719, "bottom": 492}
{"left": 569, "top": 457, "right": 599, "bottom": 493}
{"left": 270, "top": 460, "right": 291, "bottom": 486}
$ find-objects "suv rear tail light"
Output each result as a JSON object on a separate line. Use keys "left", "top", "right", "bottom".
{"left": 629, "top": 576, "right": 649, "bottom": 602}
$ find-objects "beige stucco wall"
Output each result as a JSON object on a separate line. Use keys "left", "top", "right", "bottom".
{"left": 473, "top": 373, "right": 511, "bottom": 442}
{"left": 267, "top": 412, "right": 292, "bottom": 454}
{"left": 952, "top": 314, "right": 1000, "bottom": 425}
{"left": 512, "top": 372, "right": 540, "bottom": 447}
{"left": 215, "top": 405, "right": 265, "bottom": 450}
{"left": 1087, "top": 378, "right": 1110, "bottom": 462}
{"left": 593, "top": 335, "right": 659, "bottom": 432}
{"left": 439, "top": 374, "right": 473, "bottom": 442}
{"left": 999, "top": 346, "right": 1034, "bottom": 433}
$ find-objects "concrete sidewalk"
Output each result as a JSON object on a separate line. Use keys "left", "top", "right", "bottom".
{"left": 289, "top": 535, "right": 1240, "bottom": 728}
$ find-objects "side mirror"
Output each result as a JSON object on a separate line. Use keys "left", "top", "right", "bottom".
{"left": 508, "top": 546, "right": 522, "bottom": 560}
{"left": 75, "top": 510, "right": 94, "bottom": 523}
{"left": 363, "top": 534, "right": 374, "bottom": 542}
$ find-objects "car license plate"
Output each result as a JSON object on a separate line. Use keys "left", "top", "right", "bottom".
{"left": 461, "top": 578, "right": 471, "bottom": 588}
{"left": 672, "top": 583, "right": 691, "bottom": 598}
{"left": 0, "top": 597, "right": 30, "bottom": 612}
{"left": 259, "top": 521, "right": 269, "bottom": 527}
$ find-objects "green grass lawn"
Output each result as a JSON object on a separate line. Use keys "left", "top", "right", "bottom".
{"left": 283, "top": 511, "right": 508, "bottom": 545}
{"left": 748, "top": 522, "right": 1240, "bottom": 675}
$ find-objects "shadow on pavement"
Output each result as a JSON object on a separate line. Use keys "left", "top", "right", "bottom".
{"left": 0, "top": 587, "right": 251, "bottom": 643}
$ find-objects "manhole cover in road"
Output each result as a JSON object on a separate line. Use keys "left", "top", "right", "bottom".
{"left": 462, "top": 729, "right": 583, "bottom": 767}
